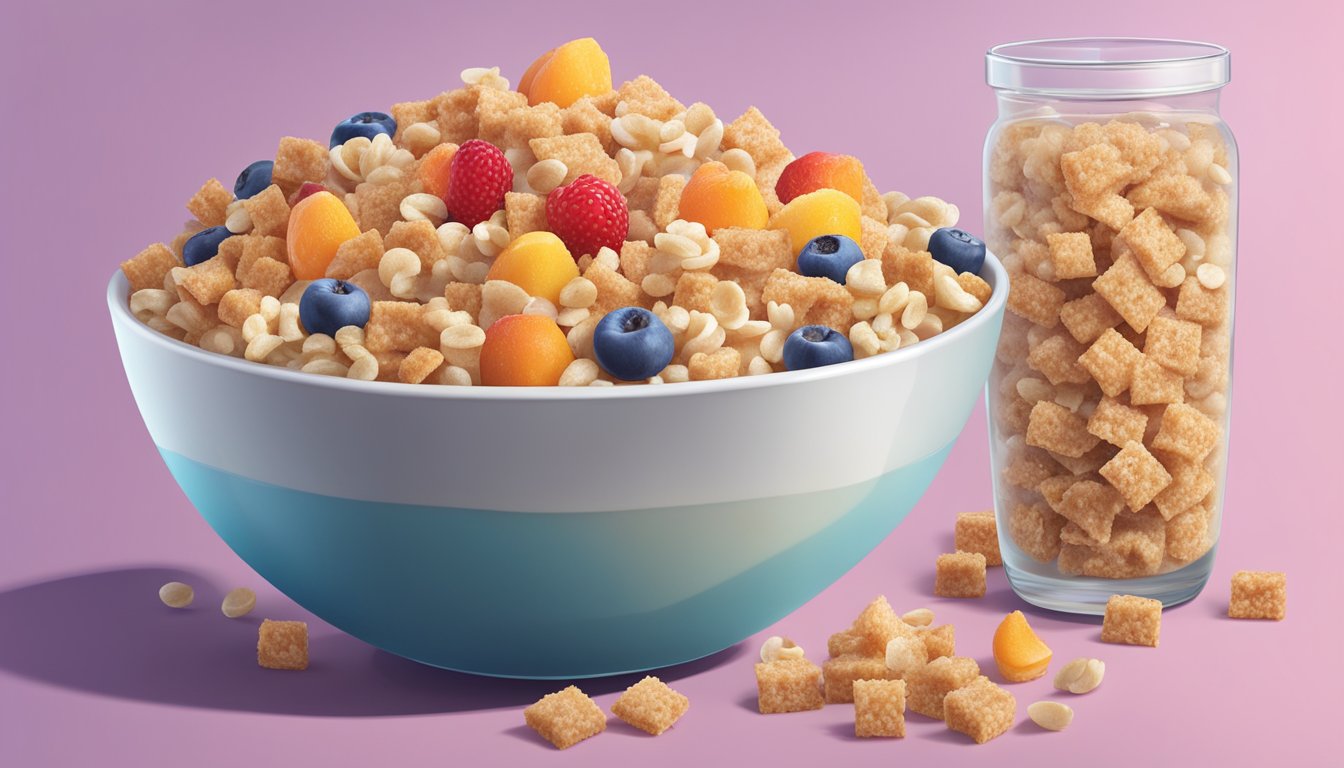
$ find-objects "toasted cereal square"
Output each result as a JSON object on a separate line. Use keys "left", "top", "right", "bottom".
{"left": 561, "top": 97, "right": 615, "bottom": 153}
{"left": 474, "top": 87, "right": 531, "bottom": 145}
{"left": 852, "top": 595, "right": 916, "bottom": 655}
{"left": 879, "top": 247, "right": 933, "bottom": 298}
{"left": 824, "top": 655, "right": 900, "bottom": 704}
{"left": 1038, "top": 474, "right": 1074, "bottom": 512}
{"left": 828, "top": 629, "right": 867, "bottom": 658}
{"left": 1027, "top": 333, "right": 1090, "bottom": 386}
{"left": 389, "top": 99, "right": 435, "bottom": 142}
{"left": 433, "top": 86, "right": 483, "bottom": 144}
{"left": 653, "top": 174, "right": 688, "bottom": 229}
{"left": 364, "top": 301, "right": 437, "bottom": 353}
{"left": 761, "top": 269, "right": 855, "bottom": 330}
{"left": 1165, "top": 503, "right": 1212, "bottom": 562}
{"left": 943, "top": 676, "right": 1015, "bottom": 744}
{"left": 935, "top": 552, "right": 987, "bottom": 598}
{"left": 217, "top": 288, "right": 263, "bottom": 328}
{"left": 1050, "top": 443, "right": 1115, "bottom": 476}
{"left": 236, "top": 234, "right": 288, "bottom": 282}
{"left": 1026, "top": 401, "right": 1100, "bottom": 458}
{"left": 326, "top": 229, "right": 385, "bottom": 280}
{"left": 627, "top": 210, "right": 657, "bottom": 244}
{"left": 688, "top": 348, "right": 740, "bottom": 381}
{"left": 722, "top": 106, "right": 791, "bottom": 168}
{"left": 1060, "top": 511, "right": 1167, "bottom": 578}
{"left": 673, "top": 270, "right": 719, "bottom": 314}
{"left": 502, "top": 103, "right": 565, "bottom": 150}
{"left": 1143, "top": 316, "right": 1202, "bottom": 376}
{"left": 1001, "top": 444, "right": 1060, "bottom": 491}
{"left": 996, "top": 394, "right": 1033, "bottom": 436}
{"left": 755, "top": 159, "right": 788, "bottom": 215}
{"left": 1057, "top": 479, "right": 1125, "bottom": 543}
{"left": 444, "top": 281, "right": 483, "bottom": 317}
{"left": 187, "top": 178, "right": 233, "bottom": 227}
{"left": 957, "top": 272, "right": 992, "bottom": 305}
{"left": 1151, "top": 402, "right": 1221, "bottom": 461}
{"left": 272, "top": 137, "right": 328, "bottom": 197}
{"left": 610, "top": 676, "right": 689, "bottom": 736}
{"left": 241, "top": 257, "right": 294, "bottom": 298}
{"left": 505, "top": 192, "right": 548, "bottom": 239}
{"left": 914, "top": 625, "right": 955, "bottom": 662}
{"left": 1154, "top": 454, "right": 1216, "bottom": 520}
{"left": 242, "top": 184, "right": 291, "bottom": 238}
{"left": 122, "top": 243, "right": 181, "bottom": 292}
{"left": 1175, "top": 277, "right": 1229, "bottom": 327}
{"left": 1008, "top": 501, "right": 1066, "bottom": 562}
{"left": 1060, "top": 293, "right": 1122, "bottom": 344}
{"left": 383, "top": 220, "right": 445, "bottom": 269}
{"left": 257, "top": 619, "right": 308, "bottom": 670}
{"left": 1087, "top": 396, "right": 1149, "bottom": 447}
{"left": 860, "top": 216, "right": 888, "bottom": 262}
{"left": 1072, "top": 192, "right": 1135, "bottom": 232}
{"left": 618, "top": 240, "right": 655, "bottom": 285}
{"left": 1229, "top": 571, "right": 1286, "bottom": 620}
{"left": 755, "top": 658, "right": 824, "bottom": 714}
{"left": 1100, "top": 441, "right": 1172, "bottom": 511}
{"left": 1078, "top": 328, "right": 1144, "bottom": 397}
{"left": 906, "top": 656, "right": 980, "bottom": 720}
{"left": 1127, "top": 174, "right": 1214, "bottom": 222}
{"left": 524, "top": 686, "right": 606, "bottom": 749}
{"left": 954, "top": 512, "right": 1001, "bottom": 567}
{"left": 1006, "top": 269, "right": 1066, "bottom": 328}
{"left": 1093, "top": 252, "right": 1166, "bottom": 333}
{"left": 348, "top": 269, "right": 392, "bottom": 303}
{"left": 615, "top": 75, "right": 685, "bottom": 121}
{"left": 860, "top": 176, "right": 887, "bottom": 223}
{"left": 529, "top": 134, "right": 620, "bottom": 186}
{"left": 585, "top": 261, "right": 645, "bottom": 314}
{"left": 711, "top": 228, "right": 794, "bottom": 316}
{"left": 854, "top": 679, "right": 907, "bottom": 738}
{"left": 355, "top": 177, "right": 414, "bottom": 236}
{"left": 179, "top": 257, "right": 238, "bottom": 305}
{"left": 1046, "top": 231, "right": 1097, "bottom": 279}
{"left": 1060, "top": 142, "right": 1132, "bottom": 200}
{"left": 625, "top": 176, "right": 661, "bottom": 218}
{"left": 398, "top": 346, "right": 445, "bottom": 384}
{"left": 375, "top": 350, "right": 408, "bottom": 382}
{"left": 1017, "top": 240, "right": 1051, "bottom": 277}
{"left": 1120, "top": 207, "right": 1186, "bottom": 282}
{"left": 1101, "top": 594, "right": 1162, "bottom": 646}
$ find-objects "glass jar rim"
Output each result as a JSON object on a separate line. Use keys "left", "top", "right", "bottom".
{"left": 986, "top": 37, "right": 1230, "bottom": 99}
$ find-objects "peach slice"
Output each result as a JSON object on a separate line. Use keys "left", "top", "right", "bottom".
{"left": 417, "top": 143, "right": 459, "bottom": 201}
{"left": 678, "top": 161, "right": 769, "bottom": 234}
{"left": 992, "top": 610, "right": 1053, "bottom": 683}
{"left": 525, "top": 38, "right": 611, "bottom": 109}
{"left": 767, "top": 188, "right": 862, "bottom": 255}
{"left": 775, "top": 152, "right": 867, "bottom": 206}
{"left": 486, "top": 231, "right": 579, "bottom": 304}
{"left": 479, "top": 314, "right": 575, "bottom": 386}
{"left": 286, "top": 190, "right": 361, "bottom": 280}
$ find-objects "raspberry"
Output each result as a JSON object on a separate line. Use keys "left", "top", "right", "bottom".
{"left": 545, "top": 174, "right": 629, "bottom": 258}
{"left": 443, "top": 139, "right": 513, "bottom": 228}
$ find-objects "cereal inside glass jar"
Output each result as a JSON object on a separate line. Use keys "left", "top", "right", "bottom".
{"left": 983, "top": 38, "right": 1236, "bottom": 613}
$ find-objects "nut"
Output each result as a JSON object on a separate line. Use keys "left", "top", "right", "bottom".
{"left": 159, "top": 581, "right": 194, "bottom": 608}
{"left": 1027, "top": 700, "right": 1074, "bottom": 731}
{"left": 221, "top": 587, "right": 257, "bottom": 618}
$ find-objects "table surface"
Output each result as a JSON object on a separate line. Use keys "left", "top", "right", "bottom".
{"left": 3, "top": 1, "right": 1341, "bottom": 766}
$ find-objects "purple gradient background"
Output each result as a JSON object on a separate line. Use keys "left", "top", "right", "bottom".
{"left": 3, "top": 1, "right": 1341, "bottom": 765}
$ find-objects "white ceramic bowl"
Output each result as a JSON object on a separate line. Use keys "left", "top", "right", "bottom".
{"left": 108, "top": 253, "right": 1006, "bottom": 678}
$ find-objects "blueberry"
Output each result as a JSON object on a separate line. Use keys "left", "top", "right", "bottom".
{"left": 592, "top": 306, "right": 675, "bottom": 381}
{"left": 796, "top": 234, "right": 865, "bottom": 284}
{"left": 928, "top": 228, "right": 986, "bottom": 276}
{"left": 782, "top": 325, "right": 853, "bottom": 371}
{"left": 330, "top": 112, "right": 397, "bottom": 148}
{"left": 299, "top": 279, "right": 372, "bottom": 336}
{"left": 182, "top": 226, "right": 233, "bottom": 267}
{"left": 233, "top": 160, "right": 273, "bottom": 199}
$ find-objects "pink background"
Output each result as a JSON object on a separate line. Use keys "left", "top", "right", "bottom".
{"left": 3, "top": 0, "right": 1341, "bottom": 765}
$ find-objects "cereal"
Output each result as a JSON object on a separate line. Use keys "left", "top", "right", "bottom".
{"left": 187, "top": 178, "right": 233, "bottom": 227}
{"left": 1151, "top": 402, "right": 1221, "bottom": 461}
{"left": 943, "top": 676, "right": 1016, "bottom": 744}
{"left": 1165, "top": 503, "right": 1213, "bottom": 562}
{"left": 1026, "top": 400, "right": 1100, "bottom": 458}
{"left": 398, "top": 346, "right": 445, "bottom": 384}
{"left": 760, "top": 268, "right": 854, "bottom": 330}
{"left": 610, "top": 676, "right": 689, "bottom": 736}
{"left": 1143, "top": 316, "right": 1203, "bottom": 376}
{"left": 755, "top": 658, "right": 824, "bottom": 714}
{"left": 853, "top": 679, "right": 907, "bottom": 738}
{"left": 1087, "top": 396, "right": 1149, "bottom": 447}
{"left": 241, "top": 256, "right": 294, "bottom": 298}
{"left": 524, "top": 686, "right": 607, "bottom": 749}
{"left": 1060, "top": 142, "right": 1131, "bottom": 200}
{"left": 1093, "top": 252, "right": 1166, "bottom": 332}
{"left": 384, "top": 220, "right": 446, "bottom": 269}
{"left": 272, "top": 137, "right": 328, "bottom": 196}
{"left": 1057, "top": 479, "right": 1125, "bottom": 543}
{"left": 1060, "top": 512, "right": 1166, "bottom": 578}
{"left": 1046, "top": 231, "right": 1097, "bottom": 279}
{"left": 1028, "top": 333, "right": 1090, "bottom": 386}
{"left": 1153, "top": 454, "right": 1216, "bottom": 520}
{"left": 1229, "top": 571, "right": 1286, "bottom": 620}
{"left": 914, "top": 625, "right": 955, "bottom": 662}
{"left": 1130, "top": 355, "right": 1185, "bottom": 405}
{"left": 1176, "top": 277, "right": 1229, "bottom": 327}
{"left": 179, "top": 257, "right": 238, "bottom": 305}
{"left": 1053, "top": 657, "right": 1105, "bottom": 694}
{"left": 1100, "top": 441, "right": 1172, "bottom": 511}
{"left": 122, "top": 243, "right": 181, "bottom": 293}
{"left": 241, "top": 184, "right": 291, "bottom": 238}
{"left": 364, "top": 301, "right": 437, "bottom": 353}
{"left": 884, "top": 636, "right": 925, "bottom": 676}
{"left": 158, "top": 581, "right": 193, "bottom": 608}
{"left": 1008, "top": 501, "right": 1066, "bottom": 562}
{"left": 954, "top": 512, "right": 1001, "bottom": 566}
{"left": 880, "top": 246, "right": 935, "bottom": 297}
{"left": 906, "top": 656, "right": 980, "bottom": 720}
{"left": 722, "top": 106, "right": 790, "bottom": 169}
{"left": 823, "top": 654, "right": 901, "bottom": 704}
{"left": 529, "top": 134, "right": 620, "bottom": 186}
{"left": 1119, "top": 207, "right": 1186, "bottom": 282}
{"left": 221, "top": 587, "right": 256, "bottom": 618}
{"left": 827, "top": 629, "right": 867, "bottom": 658}
{"left": 934, "top": 552, "right": 987, "bottom": 598}
{"left": 1078, "top": 328, "right": 1144, "bottom": 397}
{"left": 852, "top": 595, "right": 916, "bottom": 655}
{"left": 257, "top": 619, "right": 309, "bottom": 670}
{"left": 1027, "top": 700, "right": 1074, "bottom": 732}
{"left": 688, "top": 347, "right": 740, "bottom": 380}
{"left": 1006, "top": 269, "right": 1065, "bottom": 328}
{"left": 1100, "top": 594, "right": 1162, "bottom": 647}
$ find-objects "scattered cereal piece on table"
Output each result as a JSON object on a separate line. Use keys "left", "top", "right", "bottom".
{"left": 257, "top": 619, "right": 309, "bottom": 670}
{"left": 524, "top": 685, "right": 607, "bottom": 749}
{"left": 755, "top": 658, "right": 824, "bottom": 714}
{"left": 610, "top": 676, "right": 689, "bottom": 736}
{"left": 1228, "top": 570, "right": 1286, "bottom": 620}
{"left": 935, "top": 552, "right": 987, "bottom": 599}
{"left": 1100, "top": 594, "right": 1162, "bottom": 647}
{"left": 853, "top": 679, "right": 907, "bottom": 738}
{"left": 823, "top": 655, "right": 900, "bottom": 704}
{"left": 906, "top": 656, "right": 980, "bottom": 720}
{"left": 954, "top": 511, "right": 1002, "bottom": 566}
{"left": 914, "top": 624, "right": 956, "bottom": 662}
{"left": 943, "top": 676, "right": 1016, "bottom": 744}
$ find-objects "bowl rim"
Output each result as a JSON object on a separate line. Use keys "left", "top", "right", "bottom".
{"left": 109, "top": 250, "right": 1007, "bottom": 401}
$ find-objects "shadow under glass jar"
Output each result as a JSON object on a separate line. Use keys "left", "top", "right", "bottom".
{"left": 983, "top": 39, "right": 1236, "bottom": 614}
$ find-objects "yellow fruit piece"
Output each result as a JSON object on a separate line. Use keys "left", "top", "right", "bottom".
{"left": 526, "top": 38, "right": 612, "bottom": 109}
{"left": 286, "top": 191, "right": 362, "bottom": 280}
{"left": 992, "top": 610, "right": 1053, "bottom": 683}
{"left": 486, "top": 231, "right": 579, "bottom": 304}
{"left": 678, "top": 161, "right": 769, "bottom": 234}
{"left": 767, "top": 188, "right": 862, "bottom": 255}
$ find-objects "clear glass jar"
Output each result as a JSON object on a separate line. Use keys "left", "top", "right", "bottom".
{"left": 983, "top": 39, "right": 1236, "bottom": 613}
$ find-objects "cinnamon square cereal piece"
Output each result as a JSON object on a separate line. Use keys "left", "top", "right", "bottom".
{"left": 711, "top": 228, "right": 793, "bottom": 317}
{"left": 1127, "top": 174, "right": 1214, "bottom": 222}
{"left": 389, "top": 99, "right": 435, "bottom": 142}
{"left": 187, "top": 178, "right": 233, "bottom": 227}
{"left": 217, "top": 288, "right": 263, "bottom": 328}
{"left": 688, "top": 348, "right": 740, "bottom": 381}
{"left": 179, "top": 256, "right": 238, "bottom": 305}
{"left": 1046, "top": 231, "right": 1097, "bottom": 279}
{"left": 1062, "top": 510, "right": 1168, "bottom": 578}
{"left": 957, "top": 272, "right": 992, "bottom": 305}
{"left": 241, "top": 257, "right": 294, "bottom": 298}
{"left": 585, "top": 261, "right": 645, "bottom": 314}
{"left": 1038, "top": 474, "right": 1074, "bottom": 511}
{"left": 1093, "top": 252, "right": 1166, "bottom": 332}
{"left": 1008, "top": 501, "right": 1066, "bottom": 562}
{"left": 1028, "top": 333, "right": 1090, "bottom": 385}
{"left": 828, "top": 629, "right": 866, "bottom": 658}
{"left": 854, "top": 679, "right": 907, "bottom": 738}
{"left": 272, "top": 137, "right": 328, "bottom": 197}
{"left": 398, "top": 346, "right": 445, "bottom": 384}
{"left": 615, "top": 75, "right": 685, "bottom": 121}
{"left": 1026, "top": 401, "right": 1100, "bottom": 458}
{"left": 653, "top": 174, "right": 687, "bottom": 229}
{"left": 1079, "top": 328, "right": 1144, "bottom": 397}
{"left": 1175, "top": 277, "right": 1229, "bottom": 327}
{"left": 1071, "top": 192, "right": 1135, "bottom": 231}
{"left": 906, "top": 656, "right": 980, "bottom": 720}
{"left": 1165, "top": 503, "right": 1212, "bottom": 562}
{"left": 915, "top": 625, "right": 955, "bottom": 661}
{"left": 1050, "top": 443, "right": 1115, "bottom": 476}
{"left": 383, "top": 220, "right": 445, "bottom": 269}
{"left": 722, "top": 106, "right": 791, "bottom": 168}
{"left": 502, "top": 103, "right": 565, "bottom": 150}
{"left": 954, "top": 512, "right": 1001, "bottom": 566}
{"left": 673, "top": 271, "right": 719, "bottom": 314}
{"left": 1001, "top": 444, "right": 1060, "bottom": 491}
{"left": 1153, "top": 454, "right": 1216, "bottom": 520}
{"left": 1120, "top": 207, "right": 1186, "bottom": 282}
{"left": 934, "top": 552, "right": 987, "bottom": 598}
{"left": 943, "top": 676, "right": 1015, "bottom": 744}
{"left": 755, "top": 159, "right": 788, "bottom": 215}
{"left": 881, "top": 246, "right": 935, "bottom": 297}
{"left": 1102, "top": 120, "right": 1166, "bottom": 178}
{"left": 610, "top": 676, "right": 689, "bottom": 736}
{"left": 824, "top": 655, "right": 900, "bottom": 704}
{"left": 122, "top": 243, "right": 181, "bottom": 292}
{"left": 1060, "top": 294, "right": 1122, "bottom": 344}
{"left": 326, "top": 229, "right": 384, "bottom": 280}
{"left": 1101, "top": 594, "right": 1162, "bottom": 646}
{"left": 561, "top": 97, "right": 615, "bottom": 153}
{"left": 1006, "top": 269, "right": 1065, "bottom": 328}
{"left": 242, "top": 184, "right": 291, "bottom": 238}
{"left": 529, "top": 134, "right": 620, "bottom": 186}
{"left": 852, "top": 595, "right": 916, "bottom": 655}
{"left": 1151, "top": 402, "right": 1221, "bottom": 460}
{"left": 1017, "top": 240, "right": 1051, "bottom": 278}
{"left": 618, "top": 240, "right": 655, "bottom": 285}
{"left": 996, "top": 394, "right": 1033, "bottom": 435}
{"left": 474, "top": 87, "right": 531, "bottom": 145}
{"left": 375, "top": 351, "right": 408, "bottom": 382}
{"left": 1087, "top": 396, "right": 1149, "bottom": 447}
{"left": 1229, "top": 571, "right": 1286, "bottom": 620}
{"left": 364, "top": 301, "right": 436, "bottom": 353}
{"left": 524, "top": 686, "right": 606, "bottom": 749}
{"left": 860, "top": 175, "right": 887, "bottom": 223}
{"left": 755, "top": 658, "right": 824, "bottom": 714}
{"left": 760, "top": 269, "right": 854, "bottom": 330}
{"left": 257, "top": 619, "right": 308, "bottom": 670}
{"left": 355, "top": 178, "right": 413, "bottom": 236}
{"left": 444, "top": 281, "right": 483, "bottom": 317}
{"left": 433, "top": 86, "right": 483, "bottom": 144}
{"left": 860, "top": 216, "right": 888, "bottom": 262}
{"left": 236, "top": 234, "right": 287, "bottom": 282}
{"left": 1057, "top": 479, "right": 1125, "bottom": 543}
{"left": 505, "top": 192, "right": 548, "bottom": 239}
{"left": 1061, "top": 142, "right": 1132, "bottom": 200}
{"left": 1100, "top": 441, "right": 1172, "bottom": 511}
{"left": 625, "top": 176, "right": 660, "bottom": 218}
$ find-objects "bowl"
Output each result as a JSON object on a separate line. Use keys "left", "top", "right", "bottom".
{"left": 108, "top": 252, "right": 1006, "bottom": 678}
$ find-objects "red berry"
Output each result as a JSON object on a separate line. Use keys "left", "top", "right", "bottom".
{"left": 545, "top": 174, "right": 629, "bottom": 259}
{"left": 444, "top": 139, "right": 513, "bottom": 228}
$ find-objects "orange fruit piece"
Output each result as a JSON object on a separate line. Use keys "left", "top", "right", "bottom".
{"left": 992, "top": 610, "right": 1053, "bottom": 683}
{"left": 677, "top": 161, "right": 769, "bottom": 234}
{"left": 286, "top": 190, "right": 362, "bottom": 280}
{"left": 486, "top": 231, "right": 579, "bottom": 304}
{"left": 767, "top": 188, "right": 862, "bottom": 255}
{"left": 525, "top": 38, "right": 612, "bottom": 108}
{"left": 417, "top": 143, "right": 459, "bottom": 200}
{"left": 479, "top": 314, "right": 575, "bottom": 386}
{"left": 775, "top": 152, "right": 867, "bottom": 206}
